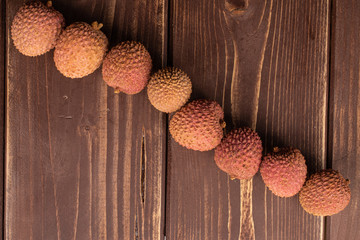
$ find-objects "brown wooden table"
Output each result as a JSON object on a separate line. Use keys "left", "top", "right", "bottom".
{"left": 2, "top": 0, "right": 359, "bottom": 239}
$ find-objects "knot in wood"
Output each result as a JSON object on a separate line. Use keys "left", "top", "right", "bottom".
{"left": 225, "top": 0, "right": 249, "bottom": 15}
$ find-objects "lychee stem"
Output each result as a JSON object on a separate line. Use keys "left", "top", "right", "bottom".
{"left": 92, "top": 21, "right": 104, "bottom": 31}
{"left": 46, "top": 1, "right": 53, "bottom": 8}
{"left": 114, "top": 89, "right": 120, "bottom": 94}
{"left": 273, "top": 147, "right": 280, "bottom": 152}
{"left": 230, "top": 176, "right": 236, "bottom": 180}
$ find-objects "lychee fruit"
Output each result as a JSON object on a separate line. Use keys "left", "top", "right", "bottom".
{"left": 54, "top": 21, "right": 108, "bottom": 78}
{"left": 260, "top": 147, "right": 307, "bottom": 197}
{"left": 299, "top": 169, "right": 351, "bottom": 216}
{"left": 214, "top": 128, "right": 263, "bottom": 180}
{"left": 147, "top": 67, "right": 192, "bottom": 113}
{"left": 102, "top": 41, "right": 152, "bottom": 94}
{"left": 169, "top": 99, "right": 225, "bottom": 151}
{"left": 11, "top": 1, "right": 65, "bottom": 56}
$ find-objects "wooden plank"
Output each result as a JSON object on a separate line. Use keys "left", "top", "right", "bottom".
{"left": 328, "top": 0, "right": 360, "bottom": 239}
{"left": 167, "top": 0, "right": 329, "bottom": 239}
{"left": 5, "top": 0, "right": 167, "bottom": 239}
{"left": 0, "top": 0, "right": 5, "bottom": 239}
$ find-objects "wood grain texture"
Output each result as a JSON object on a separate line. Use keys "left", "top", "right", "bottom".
{"left": 5, "top": 0, "right": 167, "bottom": 239}
{"left": 0, "top": 0, "right": 5, "bottom": 239}
{"left": 328, "top": 0, "right": 360, "bottom": 239}
{"left": 167, "top": 0, "right": 329, "bottom": 239}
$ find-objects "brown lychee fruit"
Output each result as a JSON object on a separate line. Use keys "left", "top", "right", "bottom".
{"left": 11, "top": 1, "right": 65, "bottom": 56}
{"left": 147, "top": 67, "right": 192, "bottom": 113}
{"left": 54, "top": 21, "right": 108, "bottom": 78}
{"left": 299, "top": 169, "right": 351, "bottom": 216}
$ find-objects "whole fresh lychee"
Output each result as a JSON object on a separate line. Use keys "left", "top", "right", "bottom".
{"left": 147, "top": 67, "right": 192, "bottom": 113}
{"left": 299, "top": 169, "right": 351, "bottom": 216}
{"left": 54, "top": 21, "right": 108, "bottom": 78}
{"left": 11, "top": 1, "right": 65, "bottom": 56}
{"left": 214, "top": 128, "right": 263, "bottom": 180}
{"left": 169, "top": 99, "right": 225, "bottom": 151}
{"left": 260, "top": 147, "right": 307, "bottom": 197}
{"left": 102, "top": 41, "right": 152, "bottom": 94}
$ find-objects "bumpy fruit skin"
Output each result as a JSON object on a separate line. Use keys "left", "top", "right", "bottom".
{"left": 102, "top": 41, "right": 152, "bottom": 94}
{"left": 214, "top": 128, "right": 263, "bottom": 180}
{"left": 147, "top": 67, "right": 192, "bottom": 113}
{"left": 169, "top": 99, "right": 225, "bottom": 151}
{"left": 260, "top": 147, "right": 307, "bottom": 197}
{"left": 11, "top": 1, "right": 65, "bottom": 56}
{"left": 54, "top": 22, "right": 108, "bottom": 78}
{"left": 299, "top": 169, "right": 351, "bottom": 216}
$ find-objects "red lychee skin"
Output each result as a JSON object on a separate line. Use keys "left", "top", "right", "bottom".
{"left": 299, "top": 169, "right": 351, "bottom": 216}
{"left": 169, "top": 99, "right": 225, "bottom": 151}
{"left": 214, "top": 128, "right": 263, "bottom": 180}
{"left": 102, "top": 41, "right": 152, "bottom": 94}
{"left": 260, "top": 147, "right": 307, "bottom": 197}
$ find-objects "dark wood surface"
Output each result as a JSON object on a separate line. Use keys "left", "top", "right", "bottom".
{"left": 167, "top": 0, "right": 329, "bottom": 239}
{"left": 328, "top": 0, "right": 360, "bottom": 239}
{"left": 5, "top": 0, "right": 167, "bottom": 239}
{"left": 2, "top": 0, "right": 360, "bottom": 240}
{"left": 0, "top": 0, "right": 4, "bottom": 239}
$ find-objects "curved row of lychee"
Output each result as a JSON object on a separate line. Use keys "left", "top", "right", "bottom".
{"left": 11, "top": 1, "right": 154, "bottom": 95}
{"left": 11, "top": 1, "right": 193, "bottom": 106}
{"left": 11, "top": 1, "right": 351, "bottom": 217}
{"left": 169, "top": 100, "right": 351, "bottom": 216}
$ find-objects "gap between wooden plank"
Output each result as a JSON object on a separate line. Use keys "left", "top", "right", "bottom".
{"left": 325, "top": 0, "right": 335, "bottom": 239}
